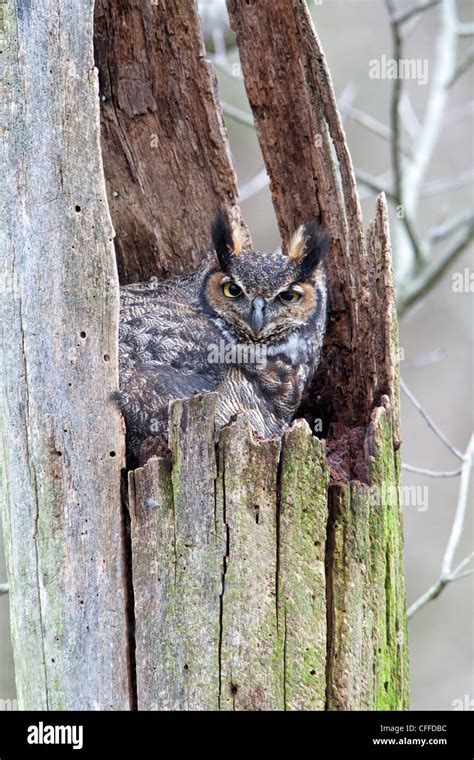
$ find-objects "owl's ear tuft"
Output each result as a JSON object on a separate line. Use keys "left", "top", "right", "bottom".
{"left": 289, "top": 218, "right": 330, "bottom": 278}
{"left": 211, "top": 207, "right": 241, "bottom": 271}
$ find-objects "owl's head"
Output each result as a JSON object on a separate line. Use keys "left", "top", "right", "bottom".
{"left": 202, "top": 208, "right": 330, "bottom": 343}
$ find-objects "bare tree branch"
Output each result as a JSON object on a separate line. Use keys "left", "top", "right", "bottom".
{"left": 238, "top": 166, "right": 269, "bottom": 202}
{"left": 407, "top": 435, "right": 474, "bottom": 618}
{"left": 398, "top": 217, "right": 474, "bottom": 317}
{"left": 450, "top": 552, "right": 474, "bottom": 579}
{"left": 212, "top": 57, "right": 242, "bottom": 78}
{"left": 449, "top": 567, "right": 474, "bottom": 581}
{"left": 402, "top": 463, "right": 462, "bottom": 477}
{"left": 355, "top": 168, "right": 397, "bottom": 202}
{"left": 347, "top": 106, "right": 412, "bottom": 157}
{"left": 448, "top": 45, "right": 474, "bottom": 87}
{"left": 385, "top": 0, "right": 404, "bottom": 205}
{"left": 441, "top": 436, "right": 474, "bottom": 576}
{"left": 221, "top": 100, "right": 254, "bottom": 127}
{"left": 400, "top": 378, "right": 464, "bottom": 460}
{"left": 402, "top": 348, "right": 445, "bottom": 368}
{"left": 424, "top": 211, "right": 474, "bottom": 245}
{"left": 421, "top": 170, "right": 474, "bottom": 197}
{"left": 385, "top": 0, "right": 458, "bottom": 281}
{"left": 399, "top": 92, "right": 422, "bottom": 138}
{"left": 394, "top": 0, "right": 442, "bottom": 25}
{"left": 402, "top": 0, "right": 457, "bottom": 216}
{"left": 384, "top": 0, "right": 433, "bottom": 275}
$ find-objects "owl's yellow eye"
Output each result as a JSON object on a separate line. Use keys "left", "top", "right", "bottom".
{"left": 222, "top": 281, "right": 242, "bottom": 298}
{"left": 279, "top": 290, "right": 301, "bottom": 304}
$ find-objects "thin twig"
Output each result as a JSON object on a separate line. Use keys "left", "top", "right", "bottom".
{"left": 337, "top": 82, "right": 359, "bottom": 118}
{"left": 398, "top": 217, "right": 474, "bottom": 318}
{"left": 211, "top": 58, "right": 241, "bottom": 78}
{"left": 238, "top": 166, "right": 269, "bottom": 202}
{"left": 424, "top": 211, "right": 474, "bottom": 245}
{"left": 355, "top": 168, "right": 397, "bottom": 202}
{"left": 347, "top": 106, "right": 412, "bottom": 157}
{"left": 421, "top": 170, "right": 474, "bottom": 196}
{"left": 394, "top": 0, "right": 442, "bottom": 24}
{"left": 399, "top": 92, "right": 422, "bottom": 138}
{"left": 385, "top": 0, "right": 403, "bottom": 205}
{"left": 449, "top": 567, "right": 474, "bottom": 581}
{"left": 407, "top": 435, "right": 474, "bottom": 618}
{"left": 402, "top": 348, "right": 445, "bottom": 368}
{"left": 385, "top": 0, "right": 429, "bottom": 274}
{"left": 402, "top": 463, "right": 462, "bottom": 477}
{"left": 220, "top": 101, "right": 254, "bottom": 127}
{"left": 402, "top": 0, "right": 457, "bottom": 217}
{"left": 450, "top": 552, "right": 474, "bottom": 578}
{"left": 400, "top": 378, "right": 464, "bottom": 460}
{"left": 441, "top": 436, "right": 474, "bottom": 576}
{"left": 448, "top": 46, "right": 474, "bottom": 87}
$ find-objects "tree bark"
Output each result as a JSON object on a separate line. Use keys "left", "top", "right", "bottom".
{"left": 129, "top": 394, "right": 328, "bottom": 710}
{"left": 94, "top": 0, "right": 247, "bottom": 284}
{"left": 0, "top": 0, "right": 131, "bottom": 709}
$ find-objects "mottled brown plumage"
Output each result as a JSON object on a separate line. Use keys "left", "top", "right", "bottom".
{"left": 118, "top": 210, "right": 330, "bottom": 464}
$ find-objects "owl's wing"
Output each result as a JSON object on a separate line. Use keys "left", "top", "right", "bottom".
{"left": 118, "top": 278, "right": 227, "bottom": 455}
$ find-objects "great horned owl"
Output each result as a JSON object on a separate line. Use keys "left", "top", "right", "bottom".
{"left": 118, "top": 210, "right": 329, "bottom": 464}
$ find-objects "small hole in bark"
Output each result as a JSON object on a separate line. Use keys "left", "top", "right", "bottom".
{"left": 248, "top": 504, "right": 260, "bottom": 523}
{"left": 109, "top": 451, "right": 116, "bottom": 457}
{"left": 310, "top": 669, "right": 316, "bottom": 675}
{"left": 384, "top": 681, "right": 389, "bottom": 691}
{"left": 55, "top": 451, "right": 62, "bottom": 456}
{"left": 80, "top": 331, "right": 86, "bottom": 339}
{"left": 103, "top": 354, "right": 110, "bottom": 362}
{"left": 230, "top": 683, "right": 238, "bottom": 695}
{"left": 184, "top": 664, "right": 189, "bottom": 671}
{"left": 75, "top": 205, "right": 81, "bottom": 212}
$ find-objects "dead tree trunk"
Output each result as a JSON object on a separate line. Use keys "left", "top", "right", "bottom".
{"left": 0, "top": 0, "right": 131, "bottom": 709}
{"left": 1, "top": 0, "right": 409, "bottom": 710}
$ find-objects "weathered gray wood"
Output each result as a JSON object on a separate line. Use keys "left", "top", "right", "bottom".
{"left": 277, "top": 420, "right": 329, "bottom": 711}
{"left": 130, "top": 396, "right": 330, "bottom": 710}
{"left": 217, "top": 415, "right": 283, "bottom": 710}
{"left": 0, "top": 0, "right": 130, "bottom": 709}
{"left": 130, "top": 393, "right": 222, "bottom": 710}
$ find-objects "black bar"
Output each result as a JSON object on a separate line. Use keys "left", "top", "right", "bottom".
{"left": 0, "top": 710, "right": 472, "bottom": 758}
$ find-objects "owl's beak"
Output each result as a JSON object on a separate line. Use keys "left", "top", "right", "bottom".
{"left": 250, "top": 296, "right": 267, "bottom": 335}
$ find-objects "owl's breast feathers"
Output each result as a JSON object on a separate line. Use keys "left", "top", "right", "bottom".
{"left": 118, "top": 261, "right": 326, "bottom": 461}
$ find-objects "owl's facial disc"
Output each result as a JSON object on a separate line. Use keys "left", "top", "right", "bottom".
{"left": 203, "top": 270, "right": 321, "bottom": 342}
{"left": 206, "top": 208, "right": 330, "bottom": 342}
